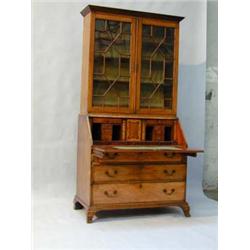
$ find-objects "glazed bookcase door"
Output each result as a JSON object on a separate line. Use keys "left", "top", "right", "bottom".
{"left": 136, "top": 18, "right": 179, "bottom": 115}
{"left": 89, "top": 13, "right": 136, "bottom": 113}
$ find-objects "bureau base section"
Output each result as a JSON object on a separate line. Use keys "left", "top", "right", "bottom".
{"left": 74, "top": 195, "right": 190, "bottom": 223}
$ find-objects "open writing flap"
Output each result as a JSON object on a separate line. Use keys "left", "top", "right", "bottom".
{"left": 93, "top": 145, "right": 203, "bottom": 158}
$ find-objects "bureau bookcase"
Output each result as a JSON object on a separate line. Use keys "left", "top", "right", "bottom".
{"left": 74, "top": 5, "right": 203, "bottom": 223}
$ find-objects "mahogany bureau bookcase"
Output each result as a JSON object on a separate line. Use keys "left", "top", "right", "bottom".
{"left": 74, "top": 5, "right": 203, "bottom": 223}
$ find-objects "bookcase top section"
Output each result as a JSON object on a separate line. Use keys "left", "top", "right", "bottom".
{"left": 80, "top": 5, "right": 185, "bottom": 22}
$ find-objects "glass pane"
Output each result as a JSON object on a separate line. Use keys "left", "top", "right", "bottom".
{"left": 140, "top": 24, "right": 174, "bottom": 109}
{"left": 92, "top": 19, "right": 131, "bottom": 108}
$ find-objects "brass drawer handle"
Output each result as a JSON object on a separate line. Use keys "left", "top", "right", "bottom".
{"left": 163, "top": 169, "right": 176, "bottom": 176}
{"left": 163, "top": 188, "right": 175, "bottom": 195}
{"left": 105, "top": 170, "right": 118, "bottom": 178}
{"left": 105, "top": 152, "right": 118, "bottom": 159}
{"left": 104, "top": 190, "right": 118, "bottom": 197}
{"left": 164, "top": 152, "right": 175, "bottom": 158}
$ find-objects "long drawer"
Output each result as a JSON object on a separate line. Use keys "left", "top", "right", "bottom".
{"left": 93, "top": 151, "right": 184, "bottom": 164}
{"left": 93, "top": 164, "right": 186, "bottom": 183}
{"left": 93, "top": 182, "right": 185, "bottom": 204}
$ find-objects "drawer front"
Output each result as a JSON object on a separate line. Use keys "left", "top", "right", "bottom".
{"left": 94, "top": 152, "right": 184, "bottom": 164}
{"left": 93, "top": 182, "right": 185, "bottom": 204}
{"left": 93, "top": 164, "right": 186, "bottom": 183}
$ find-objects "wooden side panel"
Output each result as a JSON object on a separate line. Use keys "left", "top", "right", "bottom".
{"left": 175, "top": 120, "right": 188, "bottom": 147}
{"left": 80, "top": 13, "right": 92, "bottom": 114}
{"left": 76, "top": 115, "right": 93, "bottom": 206}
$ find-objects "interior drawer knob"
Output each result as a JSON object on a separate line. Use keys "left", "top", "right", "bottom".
{"left": 163, "top": 169, "right": 176, "bottom": 176}
{"left": 104, "top": 190, "right": 118, "bottom": 197}
{"left": 163, "top": 188, "right": 175, "bottom": 195}
{"left": 105, "top": 170, "right": 118, "bottom": 177}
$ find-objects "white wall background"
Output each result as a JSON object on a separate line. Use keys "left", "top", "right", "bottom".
{"left": 204, "top": 0, "right": 218, "bottom": 190}
{"left": 32, "top": 0, "right": 208, "bottom": 197}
